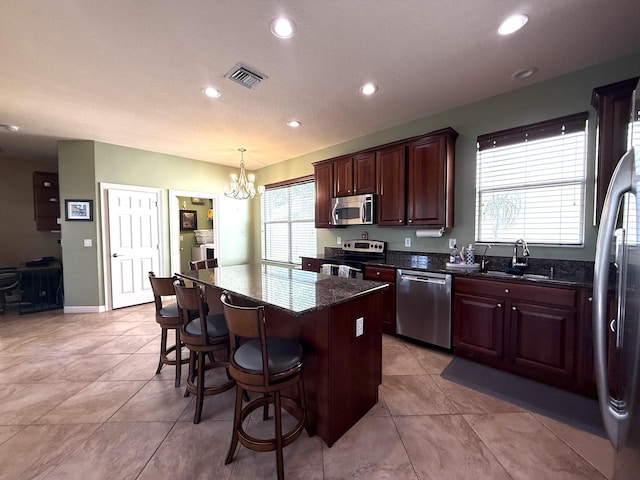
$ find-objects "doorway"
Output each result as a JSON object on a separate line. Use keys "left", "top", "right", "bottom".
{"left": 169, "top": 190, "right": 219, "bottom": 275}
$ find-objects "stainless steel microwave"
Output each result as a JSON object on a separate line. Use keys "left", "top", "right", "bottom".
{"left": 331, "top": 193, "right": 375, "bottom": 226}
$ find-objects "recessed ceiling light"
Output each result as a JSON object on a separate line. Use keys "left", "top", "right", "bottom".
{"left": 511, "top": 67, "right": 537, "bottom": 80}
{"left": 360, "top": 83, "right": 378, "bottom": 96}
{"left": 270, "top": 17, "right": 296, "bottom": 39}
{"left": 287, "top": 120, "right": 302, "bottom": 128}
{"left": 202, "top": 87, "right": 221, "bottom": 98}
{"left": 498, "top": 14, "right": 528, "bottom": 35}
{"left": 1, "top": 124, "right": 19, "bottom": 132}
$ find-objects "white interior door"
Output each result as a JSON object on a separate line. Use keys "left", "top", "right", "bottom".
{"left": 108, "top": 188, "right": 160, "bottom": 308}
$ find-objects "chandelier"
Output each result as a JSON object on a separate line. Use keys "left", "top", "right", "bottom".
{"left": 224, "top": 148, "right": 265, "bottom": 200}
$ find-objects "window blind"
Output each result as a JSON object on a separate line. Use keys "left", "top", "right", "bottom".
{"left": 476, "top": 113, "right": 588, "bottom": 245}
{"left": 261, "top": 177, "right": 316, "bottom": 264}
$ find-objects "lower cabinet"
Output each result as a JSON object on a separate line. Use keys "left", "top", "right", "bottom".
{"left": 454, "top": 277, "right": 584, "bottom": 393}
{"left": 301, "top": 257, "right": 321, "bottom": 273}
{"left": 363, "top": 265, "right": 396, "bottom": 335}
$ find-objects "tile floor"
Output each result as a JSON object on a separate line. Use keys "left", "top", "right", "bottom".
{"left": 0, "top": 303, "right": 615, "bottom": 480}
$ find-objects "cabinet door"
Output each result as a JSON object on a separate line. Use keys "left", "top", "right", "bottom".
{"left": 363, "top": 265, "right": 396, "bottom": 335}
{"left": 353, "top": 152, "right": 376, "bottom": 194}
{"left": 506, "top": 301, "right": 577, "bottom": 383}
{"left": 314, "top": 162, "right": 334, "bottom": 228}
{"left": 334, "top": 156, "right": 353, "bottom": 197}
{"left": 376, "top": 145, "right": 406, "bottom": 226}
{"left": 407, "top": 135, "right": 446, "bottom": 226}
{"left": 453, "top": 293, "right": 504, "bottom": 361}
{"left": 301, "top": 257, "right": 322, "bottom": 273}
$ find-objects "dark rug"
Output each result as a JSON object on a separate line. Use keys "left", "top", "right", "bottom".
{"left": 441, "top": 357, "right": 606, "bottom": 438}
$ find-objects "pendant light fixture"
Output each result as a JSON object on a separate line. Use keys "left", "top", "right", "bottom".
{"left": 224, "top": 148, "right": 265, "bottom": 200}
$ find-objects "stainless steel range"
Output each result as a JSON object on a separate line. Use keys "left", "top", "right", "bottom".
{"left": 320, "top": 239, "right": 386, "bottom": 279}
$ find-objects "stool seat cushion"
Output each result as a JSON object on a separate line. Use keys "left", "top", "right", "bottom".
{"left": 159, "top": 302, "right": 179, "bottom": 318}
{"left": 234, "top": 337, "right": 303, "bottom": 374}
{"left": 185, "top": 313, "right": 229, "bottom": 338}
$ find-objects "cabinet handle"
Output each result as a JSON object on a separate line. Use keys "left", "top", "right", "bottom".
{"left": 497, "top": 303, "right": 502, "bottom": 308}
{"left": 588, "top": 297, "right": 593, "bottom": 302}
{"left": 408, "top": 219, "right": 412, "bottom": 223}
{"left": 376, "top": 271, "right": 380, "bottom": 276}
{"left": 398, "top": 219, "right": 402, "bottom": 223}
{"left": 504, "top": 288, "right": 510, "bottom": 294}
{"left": 512, "top": 306, "right": 517, "bottom": 311}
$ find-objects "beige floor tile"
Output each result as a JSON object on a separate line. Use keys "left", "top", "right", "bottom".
{"left": 432, "top": 375, "right": 524, "bottom": 414}
{"left": 465, "top": 412, "right": 606, "bottom": 480}
{"left": 178, "top": 375, "right": 237, "bottom": 423}
{"left": 92, "top": 334, "right": 158, "bottom": 354}
{"left": 533, "top": 413, "right": 615, "bottom": 479}
{"left": 0, "top": 355, "right": 77, "bottom": 384}
{"left": 382, "top": 348, "right": 427, "bottom": 376}
{"left": 0, "top": 423, "right": 99, "bottom": 480}
{"left": 110, "top": 379, "right": 193, "bottom": 422}
{"left": 0, "top": 382, "right": 87, "bottom": 425}
{"left": 0, "top": 425, "right": 23, "bottom": 445}
{"left": 405, "top": 343, "right": 453, "bottom": 374}
{"left": 44, "top": 421, "right": 173, "bottom": 480}
{"left": 38, "top": 380, "right": 146, "bottom": 424}
{"left": 138, "top": 420, "right": 235, "bottom": 480}
{"left": 95, "top": 352, "right": 161, "bottom": 381}
{"left": 382, "top": 334, "right": 408, "bottom": 350}
{"left": 46, "top": 353, "right": 129, "bottom": 382}
{"left": 380, "top": 374, "right": 457, "bottom": 416}
{"left": 394, "top": 414, "right": 511, "bottom": 480}
{"left": 322, "top": 415, "right": 417, "bottom": 479}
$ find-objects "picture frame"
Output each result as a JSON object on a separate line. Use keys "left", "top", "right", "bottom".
{"left": 180, "top": 210, "right": 197, "bottom": 231}
{"left": 65, "top": 199, "right": 93, "bottom": 221}
{"left": 191, "top": 197, "right": 205, "bottom": 205}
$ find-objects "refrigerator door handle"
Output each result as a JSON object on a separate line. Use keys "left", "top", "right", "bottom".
{"left": 593, "top": 148, "right": 635, "bottom": 450}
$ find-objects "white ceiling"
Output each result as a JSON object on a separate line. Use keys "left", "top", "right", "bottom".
{"left": 1, "top": 1, "right": 639, "bottom": 169}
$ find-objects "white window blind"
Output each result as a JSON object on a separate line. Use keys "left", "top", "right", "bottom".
{"left": 476, "top": 112, "right": 588, "bottom": 245}
{"left": 261, "top": 177, "right": 316, "bottom": 264}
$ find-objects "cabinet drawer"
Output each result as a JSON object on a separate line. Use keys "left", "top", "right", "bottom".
{"left": 301, "top": 257, "right": 321, "bottom": 273}
{"left": 364, "top": 265, "right": 396, "bottom": 283}
{"left": 455, "top": 277, "right": 577, "bottom": 307}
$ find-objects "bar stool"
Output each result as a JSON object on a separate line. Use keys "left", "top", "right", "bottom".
{"left": 174, "top": 280, "right": 235, "bottom": 424}
{"left": 148, "top": 272, "right": 188, "bottom": 387}
{"left": 188, "top": 258, "right": 218, "bottom": 270}
{"left": 220, "top": 291, "right": 309, "bottom": 480}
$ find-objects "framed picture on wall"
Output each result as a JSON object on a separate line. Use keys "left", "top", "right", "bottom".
{"left": 65, "top": 199, "right": 93, "bottom": 221}
{"left": 180, "top": 210, "right": 197, "bottom": 231}
{"left": 191, "top": 197, "right": 205, "bottom": 205}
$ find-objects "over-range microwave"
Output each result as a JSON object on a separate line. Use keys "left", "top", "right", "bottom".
{"left": 331, "top": 193, "right": 375, "bottom": 226}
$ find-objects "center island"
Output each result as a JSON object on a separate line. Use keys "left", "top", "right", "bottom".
{"left": 176, "top": 264, "right": 389, "bottom": 447}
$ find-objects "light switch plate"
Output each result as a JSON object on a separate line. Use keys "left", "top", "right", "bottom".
{"left": 355, "top": 317, "right": 364, "bottom": 337}
{"left": 404, "top": 237, "right": 411, "bottom": 247}
{"left": 83, "top": 239, "right": 92, "bottom": 247}
{"left": 449, "top": 238, "right": 457, "bottom": 249}
{"left": 337, "top": 236, "right": 342, "bottom": 245}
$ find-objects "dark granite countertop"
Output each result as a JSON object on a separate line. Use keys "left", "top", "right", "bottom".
{"left": 177, "top": 263, "right": 389, "bottom": 316}
{"left": 317, "top": 249, "right": 594, "bottom": 288}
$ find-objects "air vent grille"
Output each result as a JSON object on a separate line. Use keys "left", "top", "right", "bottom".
{"left": 226, "top": 64, "right": 265, "bottom": 89}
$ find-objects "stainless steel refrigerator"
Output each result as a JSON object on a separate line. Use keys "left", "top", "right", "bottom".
{"left": 593, "top": 79, "right": 640, "bottom": 479}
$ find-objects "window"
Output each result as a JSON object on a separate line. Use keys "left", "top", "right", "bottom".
{"left": 261, "top": 176, "right": 316, "bottom": 264}
{"left": 476, "top": 112, "right": 588, "bottom": 245}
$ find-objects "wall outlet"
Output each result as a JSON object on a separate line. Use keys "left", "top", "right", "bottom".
{"left": 355, "top": 317, "right": 364, "bottom": 337}
{"left": 337, "top": 236, "right": 342, "bottom": 245}
{"left": 83, "top": 239, "right": 92, "bottom": 247}
{"left": 404, "top": 237, "right": 411, "bottom": 247}
{"left": 448, "top": 238, "right": 457, "bottom": 249}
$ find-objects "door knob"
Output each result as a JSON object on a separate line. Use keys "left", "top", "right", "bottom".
{"left": 112, "top": 253, "right": 121, "bottom": 257}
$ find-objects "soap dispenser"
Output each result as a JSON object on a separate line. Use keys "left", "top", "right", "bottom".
{"left": 466, "top": 243, "right": 475, "bottom": 265}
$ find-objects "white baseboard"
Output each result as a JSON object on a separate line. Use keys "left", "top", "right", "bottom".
{"left": 63, "top": 305, "right": 107, "bottom": 314}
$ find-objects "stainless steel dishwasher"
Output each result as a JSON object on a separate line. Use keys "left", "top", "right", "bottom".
{"left": 396, "top": 269, "right": 452, "bottom": 349}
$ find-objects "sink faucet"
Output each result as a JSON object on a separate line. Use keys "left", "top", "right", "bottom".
{"left": 480, "top": 244, "right": 492, "bottom": 271}
{"left": 512, "top": 238, "right": 530, "bottom": 268}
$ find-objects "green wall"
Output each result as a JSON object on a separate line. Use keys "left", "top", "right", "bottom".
{"left": 59, "top": 141, "right": 253, "bottom": 308}
{"left": 254, "top": 51, "right": 640, "bottom": 263}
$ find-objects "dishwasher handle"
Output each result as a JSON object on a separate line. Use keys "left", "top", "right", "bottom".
{"left": 399, "top": 274, "right": 446, "bottom": 285}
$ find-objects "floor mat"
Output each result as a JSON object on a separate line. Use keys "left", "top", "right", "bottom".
{"left": 441, "top": 357, "right": 606, "bottom": 438}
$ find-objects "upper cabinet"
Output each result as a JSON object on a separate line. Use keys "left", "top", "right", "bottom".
{"left": 32, "top": 171, "right": 60, "bottom": 231}
{"left": 313, "top": 126, "right": 458, "bottom": 228}
{"left": 591, "top": 77, "right": 639, "bottom": 223}
{"left": 334, "top": 152, "right": 376, "bottom": 197}
{"left": 406, "top": 128, "right": 457, "bottom": 227}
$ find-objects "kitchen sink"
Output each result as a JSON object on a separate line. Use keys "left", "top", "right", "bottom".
{"left": 480, "top": 270, "right": 551, "bottom": 281}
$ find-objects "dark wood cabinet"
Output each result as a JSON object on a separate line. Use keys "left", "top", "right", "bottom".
{"left": 314, "top": 162, "right": 334, "bottom": 228}
{"left": 333, "top": 156, "right": 353, "bottom": 197}
{"left": 353, "top": 152, "right": 376, "bottom": 194}
{"left": 591, "top": 77, "right": 638, "bottom": 223}
{"left": 301, "top": 257, "right": 322, "bottom": 273}
{"left": 406, "top": 128, "right": 457, "bottom": 227}
{"left": 32, "top": 171, "right": 60, "bottom": 231}
{"left": 454, "top": 277, "right": 581, "bottom": 391}
{"left": 376, "top": 144, "right": 406, "bottom": 226}
{"left": 363, "top": 265, "right": 396, "bottom": 335}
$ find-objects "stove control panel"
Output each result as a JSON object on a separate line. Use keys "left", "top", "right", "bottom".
{"left": 342, "top": 239, "right": 385, "bottom": 253}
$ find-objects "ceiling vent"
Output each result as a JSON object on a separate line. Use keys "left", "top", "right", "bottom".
{"left": 225, "top": 64, "right": 266, "bottom": 89}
